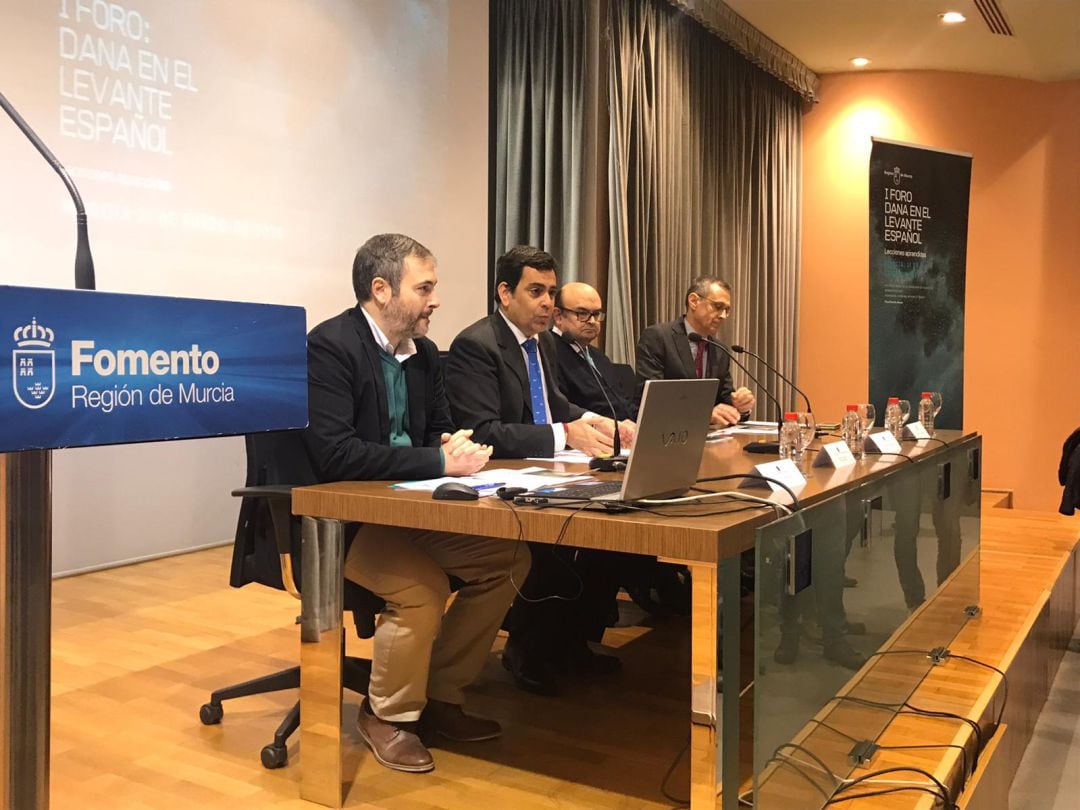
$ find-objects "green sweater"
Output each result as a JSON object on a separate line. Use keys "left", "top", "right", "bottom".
{"left": 377, "top": 349, "right": 412, "bottom": 448}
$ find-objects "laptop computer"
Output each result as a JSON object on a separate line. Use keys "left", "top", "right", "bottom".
{"left": 528, "top": 378, "right": 718, "bottom": 503}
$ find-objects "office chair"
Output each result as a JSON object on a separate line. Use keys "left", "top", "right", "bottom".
{"left": 198, "top": 431, "right": 383, "bottom": 769}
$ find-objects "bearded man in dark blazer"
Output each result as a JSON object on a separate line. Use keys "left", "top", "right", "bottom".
{"left": 446, "top": 246, "right": 629, "bottom": 696}
{"left": 634, "top": 275, "right": 755, "bottom": 425}
{"left": 302, "top": 233, "right": 530, "bottom": 774}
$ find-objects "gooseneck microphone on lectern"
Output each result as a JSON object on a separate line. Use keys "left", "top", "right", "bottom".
{"left": 560, "top": 332, "right": 625, "bottom": 472}
{"left": 688, "top": 333, "right": 784, "bottom": 454}
{"left": 0, "top": 90, "right": 96, "bottom": 291}
{"left": 731, "top": 344, "right": 811, "bottom": 415}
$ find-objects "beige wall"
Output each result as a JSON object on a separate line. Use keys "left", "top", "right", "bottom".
{"left": 800, "top": 72, "right": 1080, "bottom": 511}
{"left": 0, "top": 0, "right": 490, "bottom": 574}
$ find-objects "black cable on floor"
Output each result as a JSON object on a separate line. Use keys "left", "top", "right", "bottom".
{"left": 867, "top": 648, "right": 1009, "bottom": 729}
{"left": 824, "top": 784, "right": 952, "bottom": 806}
{"left": 949, "top": 653, "right": 1009, "bottom": 728}
{"left": 877, "top": 743, "right": 971, "bottom": 781}
{"left": 658, "top": 740, "right": 690, "bottom": 808}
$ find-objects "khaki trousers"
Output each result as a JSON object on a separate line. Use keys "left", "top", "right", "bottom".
{"left": 344, "top": 526, "right": 530, "bottom": 722}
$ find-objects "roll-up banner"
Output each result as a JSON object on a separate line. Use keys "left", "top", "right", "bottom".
{"left": 869, "top": 138, "right": 971, "bottom": 429}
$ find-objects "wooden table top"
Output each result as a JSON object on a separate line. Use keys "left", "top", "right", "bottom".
{"left": 292, "top": 430, "right": 978, "bottom": 564}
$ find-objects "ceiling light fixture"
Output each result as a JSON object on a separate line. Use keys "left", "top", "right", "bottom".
{"left": 850, "top": 57, "right": 871, "bottom": 68}
{"left": 940, "top": 11, "right": 966, "bottom": 24}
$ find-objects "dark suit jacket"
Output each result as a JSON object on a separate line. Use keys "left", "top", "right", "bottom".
{"left": 634, "top": 317, "right": 735, "bottom": 410}
{"left": 552, "top": 331, "right": 635, "bottom": 421}
{"left": 446, "top": 312, "right": 585, "bottom": 458}
{"left": 1059, "top": 427, "right": 1080, "bottom": 516}
{"left": 301, "top": 307, "right": 453, "bottom": 482}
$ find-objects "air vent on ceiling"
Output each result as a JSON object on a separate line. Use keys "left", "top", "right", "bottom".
{"left": 973, "top": 0, "right": 1015, "bottom": 36}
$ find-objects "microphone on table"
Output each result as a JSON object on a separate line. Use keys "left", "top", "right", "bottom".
{"left": 689, "top": 333, "right": 785, "bottom": 454}
{"left": 559, "top": 331, "right": 625, "bottom": 472}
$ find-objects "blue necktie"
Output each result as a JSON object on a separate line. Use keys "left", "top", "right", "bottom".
{"left": 522, "top": 338, "right": 549, "bottom": 425}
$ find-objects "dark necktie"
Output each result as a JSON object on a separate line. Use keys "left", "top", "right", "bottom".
{"left": 522, "top": 338, "right": 549, "bottom": 424}
{"left": 694, "top": 338, "right": 707, "bottom": 379}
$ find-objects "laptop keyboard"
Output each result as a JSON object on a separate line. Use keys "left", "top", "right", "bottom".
{"left": 540, "top": 480, "right": 623, "bottom": 500}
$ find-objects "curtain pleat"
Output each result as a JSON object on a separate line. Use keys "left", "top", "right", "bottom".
{"left": 605, "top": 0, "right": 802, "bottom": 417}
{"left": 493, "top": 0, "right": 587, "bottom": 281}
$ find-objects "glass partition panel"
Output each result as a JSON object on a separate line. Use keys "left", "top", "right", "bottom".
{"left": 748, "top": 439, "right": 981, "bottom": 809}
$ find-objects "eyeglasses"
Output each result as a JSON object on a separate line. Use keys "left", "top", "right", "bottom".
{"left": 696, "top": 296, "right": 732, "bottom": 316}
{"left": 561, "top": 308, "right": 605, "bottom": 323}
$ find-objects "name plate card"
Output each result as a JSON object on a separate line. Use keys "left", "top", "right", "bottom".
{"left": 864, "top": 430, "right": 903, "bottom": 455}
{"left": 1, "top": 285, "right": 308, "bottom": 452}
{"left": 904, "top": 422, "right": 931, "bottom": 441}
{"left": 740, "top": 458, "right": 807, "bottom": 494}
{"left": 813, "top": 440, "right": 857, "bottom": 468}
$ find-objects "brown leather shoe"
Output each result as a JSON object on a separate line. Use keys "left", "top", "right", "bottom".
{"left": 421, "top": 699, "right": 502, "bottom": 742}
{"left": 356, "top": 699, "right": 434, "bottom": 773}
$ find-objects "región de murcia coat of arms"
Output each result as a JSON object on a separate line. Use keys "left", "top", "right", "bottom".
{"left": 13, "top": 317, "right": 56, "bottom": 409}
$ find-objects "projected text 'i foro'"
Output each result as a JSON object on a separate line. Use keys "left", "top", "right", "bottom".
{"left": 57, "top": 0, "right": 199, "bottom": 156}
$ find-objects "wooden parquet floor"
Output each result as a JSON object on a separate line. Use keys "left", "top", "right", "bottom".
{"left": 51, "top": 546, "right": 692, "bottom": 809}
{"left": 50, "top": 506, "right": 1079, "bottom": 810}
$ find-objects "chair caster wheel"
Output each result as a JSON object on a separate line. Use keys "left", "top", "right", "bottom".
{"left": 199, "top": 703, "right": 223, "bottom": 725}
{"left": 261, "top": 744, "right": 288, "bottom": 769}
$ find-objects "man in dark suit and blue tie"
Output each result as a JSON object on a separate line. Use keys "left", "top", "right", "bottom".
{"left": 445, "top": 248, "right": 616, "bottom": 459}
{"left": 446, "top": 246, "right": 628, "bottom": 695}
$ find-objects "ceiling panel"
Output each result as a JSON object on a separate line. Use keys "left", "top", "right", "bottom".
{"left": 722, "top": 0, "right": 1080, "bottom": 81}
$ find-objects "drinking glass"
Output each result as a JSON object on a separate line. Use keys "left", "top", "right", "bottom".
{"left": 858, "top": 403, "right": 876, "bottom": 432}
{"left": 796, "top": 412, "right": 816, "bottom": 459}
{"left": 897, "top": 399, "right": 912, "bottom": 425}
{"left": 931, "top": 391, "right": 943, "bottom": 418}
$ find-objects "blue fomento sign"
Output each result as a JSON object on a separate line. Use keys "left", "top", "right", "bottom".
{"left": 1, "top": 286, "right": 307, "bottom": 451}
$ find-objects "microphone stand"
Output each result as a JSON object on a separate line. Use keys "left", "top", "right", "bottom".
{"left": 690, "top": 334, "right": 783, "bottom": 454}
{"left": 731, "top": 344, "right": 812, "bottom": 415}
{"left": 574, "top": 340, "right": 625, "bottom": 472}
{"left": 0, "top": 90, "right": 96, "bottom": 290}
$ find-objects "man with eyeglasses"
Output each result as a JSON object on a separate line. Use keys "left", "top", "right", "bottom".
{"left": 551, "top": 282, "right": 635, "bottom": 423}
{"left": 552, "top": 282, "right": 672, "bottom": 626}
{"left": 635, "top": 275, "right": 755, "bottom": 426}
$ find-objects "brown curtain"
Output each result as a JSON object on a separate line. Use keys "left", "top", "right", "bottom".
{"left": 491, "top": 0, "right": 589, "bottom": 282}
{"left": 606, "top": 0, "right": 802, "bottom": 415}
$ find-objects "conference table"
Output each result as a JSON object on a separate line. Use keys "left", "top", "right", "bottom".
{"left": 289, "top": 429, "right": 979, "bottom": 809}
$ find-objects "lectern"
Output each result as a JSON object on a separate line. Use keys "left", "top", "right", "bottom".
{"left": 0, "top": 285, "right": 307, "bottom": 808}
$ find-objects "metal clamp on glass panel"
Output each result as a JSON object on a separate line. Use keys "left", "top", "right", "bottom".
{"left": 968, "top": 447, "right": 981, "bottom": 482}
{"left": 938, "top": 461, "right": 952, "bottom": 500}
{"left": 860, "top": 496, "right": 881, "bottom": 548}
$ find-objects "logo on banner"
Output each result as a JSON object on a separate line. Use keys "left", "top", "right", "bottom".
{"left": 12, "top": 317, "right": 56, "bottom": 409}
{"left": 887, "top": 166, "right": 913, "bottom": 185}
